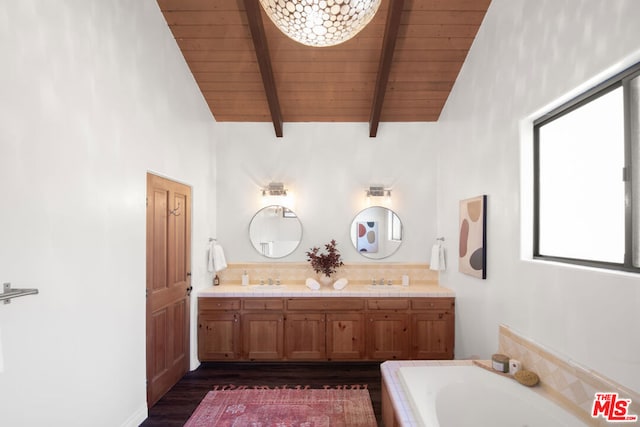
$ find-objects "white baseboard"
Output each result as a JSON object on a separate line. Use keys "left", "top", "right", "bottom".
{"left": 121, "top": 405, "right": 148, "bottom": 427}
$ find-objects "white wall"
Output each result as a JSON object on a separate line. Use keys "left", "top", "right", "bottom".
{"left": 215, "top": 122, "right": 439, "bottom": 263}
{"left": 0, "top": 1, "right": 215, "bottom": 426}
{"left": 438, "top": 0, "right": 640, "bottom": 392}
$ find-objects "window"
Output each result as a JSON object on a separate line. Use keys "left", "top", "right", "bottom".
{"left": 534, "top": 62, "right": 640, "bottom": 272}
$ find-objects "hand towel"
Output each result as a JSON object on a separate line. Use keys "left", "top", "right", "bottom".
{"left": 429, "top": 243, "right": 446, "bottom": 271}
{"left": 207, "top": 240, "right": 215, "bottom": 273}
{"left": 305, "top": 278, "right": 320, "bottom": 290}
{"left": 333, "top": 278, "right": 348, "bottom": 290}
{"left": 212, "top": 243, "right": 227, "bottom": 272}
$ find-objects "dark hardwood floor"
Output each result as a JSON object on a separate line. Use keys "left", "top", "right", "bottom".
{"left": 140, "top": 362, "right": 383, "bottom": 426}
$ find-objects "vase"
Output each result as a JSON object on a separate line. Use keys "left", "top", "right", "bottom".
{"left": 318, "top": 275, "right": 333, "bottom": 287}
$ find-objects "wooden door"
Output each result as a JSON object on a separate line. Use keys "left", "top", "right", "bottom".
{"left": 411, "top": 312, "right": 454, "bottom": 359}
{"left": 285, "top": 313, "right": 326, "bottom": 360}
{"left": 242, "top": 313, "right": 284, "bottom": 360}
{"left": 367, "top": 313, "right": 409, "bottom": 360}
{"left": 326, "top": 313, "right": 365, "bottom": 360}
{"left": 146, "top": 173, "right": 191, "bottom": 407}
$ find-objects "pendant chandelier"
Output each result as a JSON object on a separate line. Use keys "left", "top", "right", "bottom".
{"left": 259, "top": 0, "right": 382, "bottom": 47}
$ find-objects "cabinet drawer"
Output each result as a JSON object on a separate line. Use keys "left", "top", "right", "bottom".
{"left": 199, "top": 298, "right": 241, "bottom": 311}
{"left": 367, "top": 299, "right": 410, "bottom": 310}
{"left": 243, "top": 299, "right": 284, "bottom": 310}
{"left": 411, "top": 298, "right": 454, "bottom": 311}
{"left": 287, "top": 298, "right": 365, "bottom": 311}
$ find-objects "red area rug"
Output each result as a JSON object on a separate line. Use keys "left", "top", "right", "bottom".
{"left": 184, "top": 386, "right": 377, "bottom": 427}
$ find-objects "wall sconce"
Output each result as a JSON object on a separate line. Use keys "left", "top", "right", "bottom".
{"left": 262, "top": 182, "right": 287, "bottom": 197}
{"left": 365, "top": 185, "right": 392, "bottom": 206}
{"left": 261, "top": 182, "right": 294, "bottom": 208}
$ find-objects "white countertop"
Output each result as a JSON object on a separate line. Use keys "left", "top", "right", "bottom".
{"left": 197, "top": 283, "right": 454, "bottom": 298}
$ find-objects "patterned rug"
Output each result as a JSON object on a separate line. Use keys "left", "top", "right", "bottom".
{"left": 184, "top": 386, "right": 377, "bottom": 427}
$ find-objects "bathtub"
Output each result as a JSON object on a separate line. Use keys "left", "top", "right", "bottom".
{"left": 397, "top": 365, "right": 586, "bottom": 426}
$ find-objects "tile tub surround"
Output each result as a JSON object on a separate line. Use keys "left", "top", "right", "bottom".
{"left": 216, "top": 262, "right": 440, "bottom": 287}
{"left": 498, "top": 325, "right": 640, "bottom": 426}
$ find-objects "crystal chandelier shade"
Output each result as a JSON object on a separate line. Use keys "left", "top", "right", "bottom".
{"left": 259, "top": 0, "right": 382, "bottom": 47}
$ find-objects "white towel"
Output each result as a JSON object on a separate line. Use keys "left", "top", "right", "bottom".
{"left": 333, "top": 278, "right": 348, "bottom": 290}
{"left": 429, "top": 243, "right": 446, "bottom": 271}
{"left": 305, "top": 277, "right": 320, "bottom": 290}
{"left": 208, "top": 242, "right": 227, "bottom": 272}
{"left": 207, "top": 241, "right": 215, "bottom": 272}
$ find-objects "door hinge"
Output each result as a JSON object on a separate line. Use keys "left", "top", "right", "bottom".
{"left": 623, "top": 166, "right": 629, "bottom": 182}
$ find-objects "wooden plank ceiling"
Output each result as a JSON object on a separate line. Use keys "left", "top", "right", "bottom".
{"left": 157, "top": 0, "right": 491, "bottom": 136}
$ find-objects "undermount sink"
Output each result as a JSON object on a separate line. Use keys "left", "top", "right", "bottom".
{"left": 249, "top": 284, "right": 287, "bottom": 289}
{"left": 366, "top": 284, "right": 405, "bottom": 290}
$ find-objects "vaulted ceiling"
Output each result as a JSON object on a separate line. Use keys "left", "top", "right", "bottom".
{"left": 157, "top": 0, "right": 491, "bottom": 136}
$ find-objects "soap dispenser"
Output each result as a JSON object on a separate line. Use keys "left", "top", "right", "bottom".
{"left": 241, "top": 270, "right": 249, "bottom": 286}
{"left": 213, "top": 274, "right": 220, "bottom": 286}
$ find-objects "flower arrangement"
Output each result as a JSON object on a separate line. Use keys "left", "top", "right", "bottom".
{"left": 306, "top": 239, "right": 344, "bottom": 278}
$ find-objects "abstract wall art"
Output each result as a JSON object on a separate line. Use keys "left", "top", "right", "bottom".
{"left": 357, "top": 221, "right": 379, "bottom": 253}
{"left": 459, "top": 195, "right": 487, "bottom": 279}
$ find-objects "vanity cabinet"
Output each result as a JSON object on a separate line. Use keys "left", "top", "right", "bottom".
{"left": 242, "top": 299, "right": 284, "bottom": 360}
{"left": 367, "top": 313, "right": 410, "bottom": 360}
{"left": 197, "top": 299, "right": 241, "bottom": 360}
{"left": 366, "top": 298, "right": 410, "bottom": 360}
{"left": 410, "top": 299, "right": 455, "bottom": 359}
{"left": 411, "top": 312, "right": 454, "bottom": 359}
{"left": 326, "top": 312, "right": 366, "bottom": 360}
{"left": 197, "top": 296, "right": 454, "bottom": 362}
{"left": 285, "top": 298, "right": 365, "bottom": 361}
{"left": 242, "top": 313, "right": 284, "bottom": 360}
{"left": 285, "top": 313, "right": 326, "bottom": 360}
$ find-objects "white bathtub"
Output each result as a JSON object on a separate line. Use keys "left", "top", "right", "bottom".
{"left": 398, "top": 365, "right": 586, "bottom": 427}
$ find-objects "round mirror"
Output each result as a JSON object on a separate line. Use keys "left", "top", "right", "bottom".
{"left": 350, "top": 206, "right": 403, "bottom": 259}
{"left": 249, "top": 205, "right": 303, "bottom": 258}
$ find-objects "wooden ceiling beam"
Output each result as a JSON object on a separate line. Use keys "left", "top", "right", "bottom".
{"left": 369, "top": 0, "right": 405, "bottom": 137}
{"left": 243, "top": 0, "right": 283, "bottom": 137}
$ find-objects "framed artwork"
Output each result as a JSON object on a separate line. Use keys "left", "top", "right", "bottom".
{"left": 357, "top": 221, "right": 379, "bottom": 253}
{"left": 459, "top": 195, "right": 487, "bottom": 279}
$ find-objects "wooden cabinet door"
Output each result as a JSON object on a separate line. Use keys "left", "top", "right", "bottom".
{"left": 198, "top": 313, "right": 240, "bottom": 360}
{"left": 242, "top": 313, "right": 284, "bottom": 360}
{"left": 285, "top": 313, "right": 326, "bottom": 360}
{"left": 326, "top": 313, "right": 365, "bottom": 360}
{"left": 411, "top": 312, "right": 454, "bottom": 359}
{"left": 367, "top": 313, "right": 409, "bottom": 360}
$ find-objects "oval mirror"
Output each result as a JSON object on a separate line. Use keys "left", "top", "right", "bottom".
{"left": 249, "top": 205, "right": 303, "bottom": 258}
{"left": 350, "top": 206, "right": 403, "bottom": 259}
